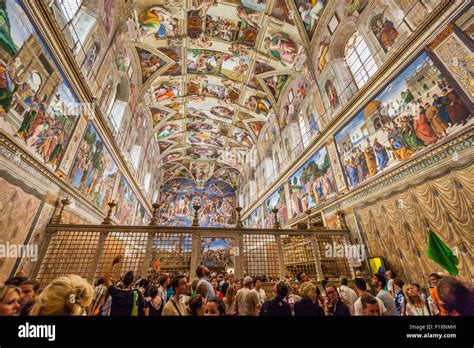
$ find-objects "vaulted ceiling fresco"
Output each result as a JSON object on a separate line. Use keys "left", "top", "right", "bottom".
{"left": 118, "top": 0, "right": 318, "bottom": 188}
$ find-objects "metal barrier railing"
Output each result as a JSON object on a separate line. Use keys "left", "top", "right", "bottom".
{"left": 33, "top": 224, "right": 354, "bottom": 286}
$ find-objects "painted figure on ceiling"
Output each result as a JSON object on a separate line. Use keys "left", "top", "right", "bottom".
{"left": 344, "top": 0, "right": 368, "bottom": 17}
{"left": 236, "top": 6, "right": 260, "bottom": 28}
{"left": 245, "top": 96, "right": 270, "bottom": 116}
{"left": 265, "top": 32, "right": 298, "bottom": 66}
{"left": 116, "top": 47, "right": 131, "bottom": 72}
{"left": 371, "top": 12, "right": 398, "bottom": 52}
{"left": 297, "top": 81, "right": 308, "bottom": 99}
{"left": 325, "top": 79, "right": 338, "bottom": 109}
{"left": 230, "top": 58, "right": 249, "bottom": 80}
{"left": 139, "top": 50, "right": 165, "bottom": 81}
{"left": 139, "top": 6, "right": 178, "bottom": 38}
{"left": 317, "top": 37, "right": 330, "bottom": 72}
{"left": 297, "top": 0, "right": 326, "bottom": 33}
{"left": 155, "top": 84, "right": 177, "bottom": 103}
{"left": 193, "top": 32, "right": 212, "bottom": 48}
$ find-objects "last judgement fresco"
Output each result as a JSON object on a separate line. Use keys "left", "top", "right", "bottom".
{"left": 159, "top": 178, "right": 236, "bottom": 227}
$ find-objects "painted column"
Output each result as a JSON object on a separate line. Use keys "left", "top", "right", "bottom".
{"left": 326, "top": 137, "right": 348, "bottom": 193}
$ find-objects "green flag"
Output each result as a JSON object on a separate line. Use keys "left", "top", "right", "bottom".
{"left": 426, "top": 230, "right": 459, "bottom": 276}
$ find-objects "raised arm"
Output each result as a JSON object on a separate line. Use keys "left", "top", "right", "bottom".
{"left": 103, "top": 254, "right": 123, "bottom": 287}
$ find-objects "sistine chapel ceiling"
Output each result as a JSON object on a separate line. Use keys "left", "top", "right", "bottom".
{"left": 116, "top": 0, "right": 321, "bottom": 188}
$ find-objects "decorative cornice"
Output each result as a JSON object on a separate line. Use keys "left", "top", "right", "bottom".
{"left": 242, "top": 0, "right": 467, "bottom": 219}
{"left": 21, "top": 0, "right": 153, "bottom": 215}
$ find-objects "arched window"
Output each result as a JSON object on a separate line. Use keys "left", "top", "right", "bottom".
{"left": 152, "top": 190, "right": 159, "bottom": 203}
{"left": 110, "top": 100, "right": 127, "bottom": 134}
{"left": 143, "top": 172, "right": 151, "bottom": 193}
{"left": 57, "top": 0, "right": 82, "bottom": 22}
{"left": 298, "top": 114, "right": 310, "bottom": 148}
{"left": 344, "top": 31, "right": 378, "bottom": 89}
{"left": 130, "top": 145, "right": 142, "bottom": 170}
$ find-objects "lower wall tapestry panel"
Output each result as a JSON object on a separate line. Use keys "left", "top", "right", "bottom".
{"left": 0, "top": 178, "right": 42, "bottom": 279}
{"left": 355, "top": 164, "right": 473, "bottom": 284}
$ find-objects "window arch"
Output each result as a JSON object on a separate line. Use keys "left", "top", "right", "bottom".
{"left": 344, "top": 31, "right": 378, "bottom": 89}
{"left": 143, "top": 172, "right": 152, "bottom": 193}
{"left": 130, "top": 144, "right": 142, "bottom": 170}
{"left": 298, "top": 113, "right": 310, "bottom": 148}
{"left": 110, "top": 100, "right": 127, "bottom": 134}
{"left": 57, "top": 0, "right": 82, "bottom": 22}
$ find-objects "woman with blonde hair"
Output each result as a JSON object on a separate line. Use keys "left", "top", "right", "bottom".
{"left": 294, "top": 282, "right": 324, "bottom": 316}
{"left": 403, "top": 283, "right": 438, "bottom": 316}
{"left": 224, "top": 284, "right": 237, "bottom": 315}
{"left": 245, "top": 290, "right": 261, "bottom": 316}
{"left": 0, "top": 285, "right": 21, "bottom": 316}
{"left": 29, "top": 275, "right": 93, "bottom": 316}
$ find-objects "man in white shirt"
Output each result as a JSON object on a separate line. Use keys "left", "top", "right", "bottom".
{"left": 354, "top": 277, "right": 387, "bottom": 316}
{"left": 252, "top": 276, "right": 266, "bottom": 304}
{"left": 236, "top": 276, "right": 253, "bottom": 316}
{"left": 338, "top": 276, "right": 358, "bottom": 315}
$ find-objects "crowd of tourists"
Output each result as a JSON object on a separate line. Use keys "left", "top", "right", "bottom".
{"left": 1, "top": 257, "right": 472, "bottom": 316}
